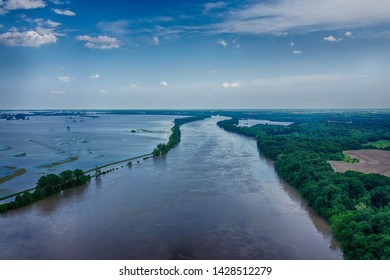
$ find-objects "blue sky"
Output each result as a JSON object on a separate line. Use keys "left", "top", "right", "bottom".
{"left": 0, "top": 0, "right": 389, "bottom": 109}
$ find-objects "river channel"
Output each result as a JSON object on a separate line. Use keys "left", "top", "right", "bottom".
{"left": 0, "top": 116, "right": 343, "bottom": 259}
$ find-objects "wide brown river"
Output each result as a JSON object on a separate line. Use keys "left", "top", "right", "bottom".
{"left": 0, "top": 116, "right": 343, "bottom": 259}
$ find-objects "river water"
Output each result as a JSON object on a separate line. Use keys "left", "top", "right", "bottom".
{"left": 0, "top": 116, "right": 342, "bottom": 259}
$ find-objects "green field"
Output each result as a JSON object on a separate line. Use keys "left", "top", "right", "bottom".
{"left": 364, "top": 140, "right": 390, "bottom": 149}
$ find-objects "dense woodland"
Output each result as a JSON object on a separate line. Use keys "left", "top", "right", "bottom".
{"left": 217, "top": 113, "right": 390, "bottom": 260}
{"left": 0, "top": 169, "right": 90, "bottom": 213}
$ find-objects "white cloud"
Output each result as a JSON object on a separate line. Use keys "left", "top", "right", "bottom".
{"left": 90, "top": 74, "right": 100, "bottom": 79}
{"left": 29, "top": 18, "right": 61, "bottom": 28}
{"left": 0, "top": 29, "right": 57, "bottom": 47}
{"left": 204, "top": 1, "right": 226, "bottom": 12}
{"left": 100, "top": 89, "right": 108, "bottom": 94}
{"left": 324, "top": 35, "right": 342, "bottom": 42}
{"left": 50, "top": 89, "right": 65, "bottom": 95}
{"left": 292, "top": 50, "right": 303, "bottom": 54}
{"left": 5, "top": 0, "right": 45, "bottom": 10}
{"left": 152, "top": 36, "right": 160, "bottom": 45}
{"left": 290, "top": 41, "right": 295, "bottom": 47}
{"left": 46, "top": 19, "right": 61, "bottom": 28}
{"left": 160, "top": 81, "right": 168, "bottom": 87}
{"left": 58, "top": 76, "right": 70, "bottom": 82}
{"left": 216, "top": 38, "right": 228, "bottom": 47}
{"left": 131, "top": 83, "right": 141, "bottom": 88}
{"left": 208, "top": 0, "right": 390, "bottom": 35}
{"left": 345, "top": 31, "right": 353, "bottom": 37}
{"left": 222, "top": 82, "right": 240, "bottom": 89}
{"left": 52, "top": 8, "right": 76, "bottom": 16}
{"left": 75, "top": 35, "right": 120, "bottom": 50}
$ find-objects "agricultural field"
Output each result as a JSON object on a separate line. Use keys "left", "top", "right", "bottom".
{"left": 329, "top": 149, "right": 390, "bottom": 176}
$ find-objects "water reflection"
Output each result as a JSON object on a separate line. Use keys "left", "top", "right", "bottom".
{"left": 0, "top": 117, "right": 343, "bottom": 259}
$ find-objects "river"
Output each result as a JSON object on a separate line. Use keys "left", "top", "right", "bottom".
{"left": 0, "top": 116, "right": 343, "bottom": 259}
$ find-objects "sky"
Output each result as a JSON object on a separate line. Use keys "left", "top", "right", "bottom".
{"left": 0, "top": 0, "right": 389, "bottom": 109}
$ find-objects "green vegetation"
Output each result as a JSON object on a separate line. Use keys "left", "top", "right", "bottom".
{"left": 217, "top": 114, "right": 390, "bottom": 259}
{"left": 153, "top": 116, "right": 209, "bottom": 156}
{"left": 343, "top": 154, "right": 359, "bottom": 163}
{"left": 0, "top": 169, "right": 90, "bottom": 213}
{"left": 364, "top": 139, "right": 390, "bottom": 150}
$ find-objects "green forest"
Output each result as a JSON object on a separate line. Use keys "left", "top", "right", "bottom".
{"left": 217, "top": 113, "right": 390, "bottom": 260}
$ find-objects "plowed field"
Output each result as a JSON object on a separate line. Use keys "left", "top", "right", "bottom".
{"left": 329, "top": 149, "right": 390, "bottom": 176}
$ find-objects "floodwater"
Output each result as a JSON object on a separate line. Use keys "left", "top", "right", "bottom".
{"left": 0, "top": 114, "right": 175, "bottom": 198}
{"left": 0, "top": 116, "right": 343, "bottom": 259}
{"left": 237, "top": 119, "right": 293, "bottom": 127}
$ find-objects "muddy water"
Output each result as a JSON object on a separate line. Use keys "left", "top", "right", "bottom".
{"left": 0, "top": 116, "right": 343, "bottom": 259}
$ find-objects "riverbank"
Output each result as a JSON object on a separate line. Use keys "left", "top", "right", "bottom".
{"left": 216, "top": 117, "right": 389, "bottom": 260}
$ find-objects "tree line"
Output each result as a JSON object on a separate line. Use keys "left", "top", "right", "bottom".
{"left": 152, "top": 116, "right": 209, "bottom": 156}
{"left": 217, "top": 115, "right": 390, "bottom": 259}
{"left": 0, "top": 169, "right": 90, "bottom": 213}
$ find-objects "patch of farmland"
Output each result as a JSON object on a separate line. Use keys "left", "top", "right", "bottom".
{"left": 328, "top": 149, "right": 390, "bottom": 176}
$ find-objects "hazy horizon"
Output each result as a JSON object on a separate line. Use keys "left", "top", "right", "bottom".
{"left": 1, "top": 0, "right": 389, "bottom": 109}
{"left": 2, "top": 107, "right": 390, "bottom": 111}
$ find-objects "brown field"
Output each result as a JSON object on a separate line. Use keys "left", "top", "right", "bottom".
{"left": 329, "top": 149, "right": 390, "bottom": 176}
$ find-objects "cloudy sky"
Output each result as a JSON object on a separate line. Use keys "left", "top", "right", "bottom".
{"left": 0, "top": 0, "right": 389, "bottom": 109}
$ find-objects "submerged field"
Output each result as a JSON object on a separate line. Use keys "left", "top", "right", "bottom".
{"left": 329, "top": 150, "right": 390, "bottom": 176}
{"left": 0, "top": 114, "right": 176, "bottom": 198}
